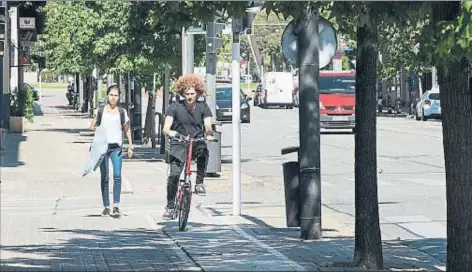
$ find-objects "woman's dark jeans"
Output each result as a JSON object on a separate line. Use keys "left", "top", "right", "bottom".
{"left": 99, "top": 146, "right": 122, "bottom": 207}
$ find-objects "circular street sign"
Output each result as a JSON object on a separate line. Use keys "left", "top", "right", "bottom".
{"left": 281, "top": 16, "right": 337, "bottom": 69}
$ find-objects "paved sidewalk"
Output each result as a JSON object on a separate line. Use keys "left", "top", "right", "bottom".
{"left": 1, "top": 92, "right": 198, "bottom": 271}
{"left": 1, "top": 90, "right": 445, "bottom": 271}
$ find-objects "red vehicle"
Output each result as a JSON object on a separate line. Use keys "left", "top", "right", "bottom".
{"left": 318, "top": 70, "right": 356, "bottom": 132}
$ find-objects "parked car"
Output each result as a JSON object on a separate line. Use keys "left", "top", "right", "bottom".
{"left": 24, "top": 83, "right": 39, "bottom": 101}
{"left": 415, "top": 88, "right": 441, "bottom": 121}
{"left": 216, "top": 85, "right": 251, "bottom": 123}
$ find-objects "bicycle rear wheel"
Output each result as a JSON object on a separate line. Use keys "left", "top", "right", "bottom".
{"left": 178, "top": 186, "right": 192, "bottom": 231}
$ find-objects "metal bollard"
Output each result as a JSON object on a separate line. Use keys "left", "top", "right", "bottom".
{"left": 282, "top": 161, "right": 301, "bottom": 227}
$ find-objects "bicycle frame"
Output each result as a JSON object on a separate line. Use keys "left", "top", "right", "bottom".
{"left": 170, "top": 133, "right": 217, "bottom": 230}
{"left": 177, "top": 135, "right": 194, "bottom": 207}
{"left": 185, "top": 137, "right": 194, "bottom": 177}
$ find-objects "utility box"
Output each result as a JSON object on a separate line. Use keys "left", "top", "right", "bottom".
{"left": 206, "top": 130, "right": 221, "bottom": 176}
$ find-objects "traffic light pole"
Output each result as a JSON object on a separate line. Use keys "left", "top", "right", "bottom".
{"left": 205, "top": 21, "right": 217, "bottom": 119}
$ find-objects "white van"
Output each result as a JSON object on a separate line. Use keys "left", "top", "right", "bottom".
{"left": 261, "top": 72, "right": 294, "bottom": 109}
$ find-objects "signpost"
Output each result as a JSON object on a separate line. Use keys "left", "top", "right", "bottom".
{"left": 281, "top": 9, "right": 337, "bottom": 240}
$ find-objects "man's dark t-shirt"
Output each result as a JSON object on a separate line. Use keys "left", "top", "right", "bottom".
{"left": 166, "top": 101, "right": 213, "bottom": 163}
{"left": 167, "top": 101, "right": 213, "bottom": 138}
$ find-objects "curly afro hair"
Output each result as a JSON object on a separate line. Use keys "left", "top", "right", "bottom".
{"left": 175, "top": 74, "right": 206, "bottom": 95}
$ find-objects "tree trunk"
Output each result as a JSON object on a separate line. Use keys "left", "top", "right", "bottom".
{"left": 88, "top": 76, "right": 94, "bottom": 118}
{"left": 438, "top": 58, "right": 472, "bottom": 272}
{"left": 353, "top": 9, "right": 383, "bottom": 270}
{"left": 432, "top": 3, "right": 472, "bottom": 270}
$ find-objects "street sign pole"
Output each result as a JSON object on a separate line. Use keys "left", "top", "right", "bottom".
{"left": 297, "top": 10, "right": 322, "bottom": 240}
{"left": 282, "top": 8, "right": 337, "bottom": 240}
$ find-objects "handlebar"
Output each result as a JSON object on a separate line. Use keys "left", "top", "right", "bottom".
{"left": 171, "top": 132, "right": 218, "bottom": 143}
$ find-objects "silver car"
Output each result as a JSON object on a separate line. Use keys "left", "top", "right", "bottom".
{"left": 415, "top": 89, "right": 441, "bottom": 121}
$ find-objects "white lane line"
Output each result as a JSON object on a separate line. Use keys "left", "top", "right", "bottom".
{"left": 198, "top": 208, "right": 307, "bottom": 271}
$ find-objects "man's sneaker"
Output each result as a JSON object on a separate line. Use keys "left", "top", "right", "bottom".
{"left": 162, "top": 207, "right": 175, "bottom": 220}
{"left": 101, "top": 208, "right": 111, "bottom": 217}
{"left": 195, "top": 183, "right": 206, "bottom": 196}
{"left": 112, "top": 207, "right": 121, "bottom": 219}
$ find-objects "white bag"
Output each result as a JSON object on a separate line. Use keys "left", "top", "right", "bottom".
{"left": 82, "top": 125, "right": 108, "bottom": 177}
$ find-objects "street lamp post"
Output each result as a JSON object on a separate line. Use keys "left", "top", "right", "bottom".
{"left": 231, "top": 0, "right": 264, "bottom": 216}
{"left": 231, "top": 18, "right": 242, "bottom": 216}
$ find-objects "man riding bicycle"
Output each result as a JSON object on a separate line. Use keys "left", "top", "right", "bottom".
{"left": 162, "top": 74, "right": 215, "bottom": 220}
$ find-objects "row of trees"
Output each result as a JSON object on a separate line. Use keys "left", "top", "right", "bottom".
{"left": 38, "top": 1, "right": 249, "bottom": 89}
{"left": 38, "top": 1, "right": 471, "bottom": 271}
{"left": 313, "top": 2, "right": 471, "bottom": 270}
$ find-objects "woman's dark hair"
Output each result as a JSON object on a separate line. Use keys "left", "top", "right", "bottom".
{"left": 107, "top": 85, "right": 121, "bottom": 95}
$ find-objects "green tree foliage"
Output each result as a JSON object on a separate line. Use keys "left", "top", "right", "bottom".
{"left": 251, "top": 12, "right": 290, "bottom": 71}
{"left": 417, "top": 2, "right": 472, "bottom": 66}
{"left": 41, "top": 2, "right": 97, "bottom": 74}
{"left": 40, "top": 1, "right": 247, "bottom": 87}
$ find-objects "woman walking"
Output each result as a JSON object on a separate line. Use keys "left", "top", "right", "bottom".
{"left": 90, "top": 85, "right": 134, "bottom": 218}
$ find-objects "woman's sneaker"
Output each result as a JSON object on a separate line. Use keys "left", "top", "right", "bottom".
{"left": 101, "top": 208, "right": 111, "bottom": 217}
{"left": 112, "top": 207, "right": 121, "bottom": 219}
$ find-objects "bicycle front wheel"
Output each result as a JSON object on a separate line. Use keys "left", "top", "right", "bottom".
{"left": 178, "top": 186, "right": 192, "bottom": 231}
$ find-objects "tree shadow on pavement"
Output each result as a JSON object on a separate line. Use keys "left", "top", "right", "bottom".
{"left": 156, "top": 220, "right": 446, "bottom": 271}
{"left": 240, "top": 213, "right": 340, "bottom": 233}
{"left": 27, "top": 128, "right": 91, "bottom": 134}
{"left": 123, "top": 147, "right": 167, "bottom": 162}
{"left": 60, "top": 114, "right": 92, "bottom": 119}
{"left": 0, "top": 227, "right": 198, "bottom": 272}
{"left": 221, "top": 157, "right": 252, "bottom": 164}
{"left": 0, "top": 133, "right": 27, "bottom": 167}
{"left": 203, "top": 208, "right": 347, "bottom": 238}
{"left": 399, "top": 238, "right": 447, "bottom": 263}
{"left": 54, "top": 105, "right": 75, "bottom": 111}
{"left": 0, "top": 220, "right": 446, "bottom": 272}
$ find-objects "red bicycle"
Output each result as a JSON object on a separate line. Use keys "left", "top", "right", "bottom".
{"left": 169, "top": 132, "right": 217, "bottom": 231}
